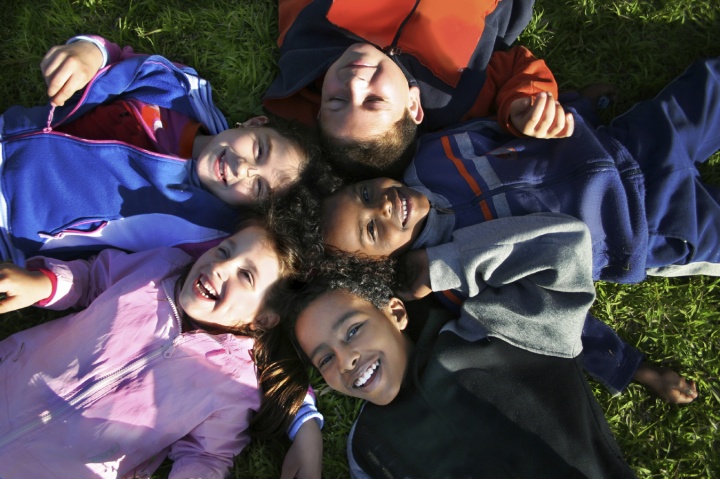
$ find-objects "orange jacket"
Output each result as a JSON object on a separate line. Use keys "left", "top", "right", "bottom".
{"left": 265, "top": 0, "right": 556, "bottom": 134}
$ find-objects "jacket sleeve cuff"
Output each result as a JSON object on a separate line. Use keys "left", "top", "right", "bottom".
{"left": 67, "top": 35, "right": 109, "bottom": 68}
{"left": 427, "top": 241, "right": 463, "bottom": 293}
{"left": 287, "top": 390, "right": 324, "bottom": 441}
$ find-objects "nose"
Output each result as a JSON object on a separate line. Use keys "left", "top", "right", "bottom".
{"left": 238, "top": 160, "right": 258, "bottom": 179}
{"left": 210, "top": 258, "right": 232, "bottom": 282}
{"left": 377, "top": 194, "right": 392, "bottom": 218}
{"left": 338, "top": 346, "right": 360, "bottom": 373}
{"left": 342, "top": 69, "right": 371, "bottom": 104}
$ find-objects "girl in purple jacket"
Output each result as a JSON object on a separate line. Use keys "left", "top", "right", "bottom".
{"left": 0, "top": 213, "right": 321, "bottom": 479}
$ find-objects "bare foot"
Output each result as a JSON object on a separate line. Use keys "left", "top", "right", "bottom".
{"left": 633, "top": 362, "right": 698, "bottom": 404}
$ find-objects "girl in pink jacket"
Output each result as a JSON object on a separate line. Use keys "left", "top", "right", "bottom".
{"left": 0, "top": 215, "right": 320, "bottom": 479}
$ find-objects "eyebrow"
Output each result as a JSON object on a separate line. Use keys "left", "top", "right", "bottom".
{"left": 226, "top": 237, "right": 260, "bottom": 284}
{"left": 309, "top": 310, "right": 361, "bottom": 363}
{"left": 265, "top": 134, "right": 273, "bottom": 166}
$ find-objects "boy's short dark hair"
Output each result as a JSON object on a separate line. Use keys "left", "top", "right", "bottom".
{"left": 319, "top": 109, "right": 418, "bottom": 180}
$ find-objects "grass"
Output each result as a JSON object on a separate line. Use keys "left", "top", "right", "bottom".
{"left": 1, "top": 0, "right": 719, "bottom": 477}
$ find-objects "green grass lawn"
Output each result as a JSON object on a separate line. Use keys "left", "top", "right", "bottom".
{"left": 1, "top": 0, "right": 719, "bottom": 477}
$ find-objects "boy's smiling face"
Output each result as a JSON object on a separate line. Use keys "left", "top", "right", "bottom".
{"left": 320, "top": 43, "right": 423, "bottom": 142}
{"left": 323, "top": 178, "right": 431, "bottom": 257}
{"left": 195, "top": 119, "right": 303, "bottom": 206}
{"left": 295, "top": 289, "right": 412, "bottom": 405}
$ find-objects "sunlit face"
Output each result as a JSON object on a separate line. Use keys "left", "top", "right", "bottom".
{"left": 323, "top": 178, "right": 431, "bottom": 258}
{"left": 320, "top": 43, "right": 423, "bottom": 142}
{"left": 195, "top": 125, "right": 304, "bottom": 205}
{"left": 178, "top": 225, "right": 281, "bottom": 330}
{"left": 295, "top": 290, "right": 411, "bottom": 405}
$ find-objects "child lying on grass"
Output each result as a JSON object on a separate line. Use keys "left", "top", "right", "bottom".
{"left": 264, "top": 0, "right": 575, "bottom": 178}
{"left": 311, "top": 58, "right": 720, "bottom": 403}
{"left": 0, "top": 39, "right": 320, "bottom": 264}
{"left": 0, "top": 214, "right": 321, "bottom": 479}
{"left": 277, "top": 213, "right": 636, "bottom": 478}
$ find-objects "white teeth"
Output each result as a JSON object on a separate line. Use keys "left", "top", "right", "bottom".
{"left": 197, "top": 277, "right": 218, "bottom": 300}
{"left": 219, "top": 153, "right": 227, "bottom": 183}
{"left": 401, "top": 196, "right": 408, "bottom": 225}
{"left": 354, "top": 360, "right": 379, "bottom": 387}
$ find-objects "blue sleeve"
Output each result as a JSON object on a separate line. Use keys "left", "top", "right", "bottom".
{"left": 287, "top": 389, "right": 324, "bottom": 441}
{"left": 580, "top": 313, "right": 645, "bottom": 394}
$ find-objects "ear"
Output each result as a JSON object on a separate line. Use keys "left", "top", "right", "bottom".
{"left": 407, "top": 86, "right": 424, "bottom": 124}
{"left": 255, "top": 309, "right": 280, "bottom": 330}
{"left": 240, "top": 115, "right": 270, "bottom": 128}
{"left": 386, "top": 297, "right": 409, "bottom": 331}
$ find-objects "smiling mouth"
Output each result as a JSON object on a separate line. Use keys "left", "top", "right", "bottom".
{"left": 196, "top": 275, "right": 219, "bottom": 301}
{"left": 397, "top": 190, "right": 409, "bottom": 227}
{"left": 354, "top": 359, "right": 379, "bottom": 388}
{"left": 218, "top": 152, "right": 227, "bottom": 184}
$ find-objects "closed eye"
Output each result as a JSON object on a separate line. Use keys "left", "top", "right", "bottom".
{"left": 254, "top": 177, "right": 266, "bottom": 200}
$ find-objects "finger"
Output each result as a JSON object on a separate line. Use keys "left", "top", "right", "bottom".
{"left": 40, "top": 46, "right": 62, "bottom": 80}
{"left": 46, "top": 67, "right": 75, "bottom": 104}
{"left": 533, "top": 94, "right": 558, "bottom": 138}
{"left": 545, "top": 102, "right": 567, "bottom": 138}
{"left": 50, "top": 72, "right": 87, "bottom": 107}
{"left": 519, "top": 92, "right": 552, "bottom": 136}
{"left": 0, "top": 294, "right": 23, "bottom": 314}
{"left": 560, "top": 112, "right": 575, "bottom": 138}
{"left": 524, "top": 92, "right": 549, "bottom": 129}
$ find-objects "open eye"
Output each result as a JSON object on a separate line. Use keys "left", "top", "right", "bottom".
{"left": 238, "top": 269, "right": 254, "bottom": 286}
{"left": 347, "top": 323, "right": 362, "bottom": 340}
{"left": 362, "top": 186, "right": 370, "bottom": 202}
{"left": 318, "top": 353, "right": 334, "bottom": 369}
{"left": 366, "top": 221, "right": 376, "bottom": 242}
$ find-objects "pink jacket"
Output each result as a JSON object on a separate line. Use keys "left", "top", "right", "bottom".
{"left": 0, "top": 247, "right": 261, "bottom": 479}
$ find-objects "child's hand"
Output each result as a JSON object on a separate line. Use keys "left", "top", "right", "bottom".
{"left": 0, "top": 263, "right": 53, "bottom": 314}
{"left": 509, "top": 92, "right": 574, "bottom": 139}
{"left": 396, "top": 249, "right": 431, "bottom": 301}
{"left": 280, "top": 419, "right": 323, "bottom": 479}
{"left": 40, "top": 41, "right": 104, "bottom": 107}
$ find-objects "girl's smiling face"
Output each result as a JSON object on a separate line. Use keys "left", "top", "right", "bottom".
{"left": 195, "top": 118, "right": 304, "bottom": 206}
{"left": 178, "top": 225, "right": 281, "bottom": 330}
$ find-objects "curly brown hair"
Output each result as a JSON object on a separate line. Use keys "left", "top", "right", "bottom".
{"left": 266, "top": 251, "right": 399, "bottom": 365}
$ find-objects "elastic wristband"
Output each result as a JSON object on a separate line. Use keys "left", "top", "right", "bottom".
{"left": 67, "top": 35, "right": 109, "bottom": 69}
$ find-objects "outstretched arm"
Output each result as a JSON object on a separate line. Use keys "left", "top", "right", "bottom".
{"left": 281, "top": 418, "right": 323, "bottom": 479}
{"left": 425, "top": 213, "right": 596, "bottom": 358}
